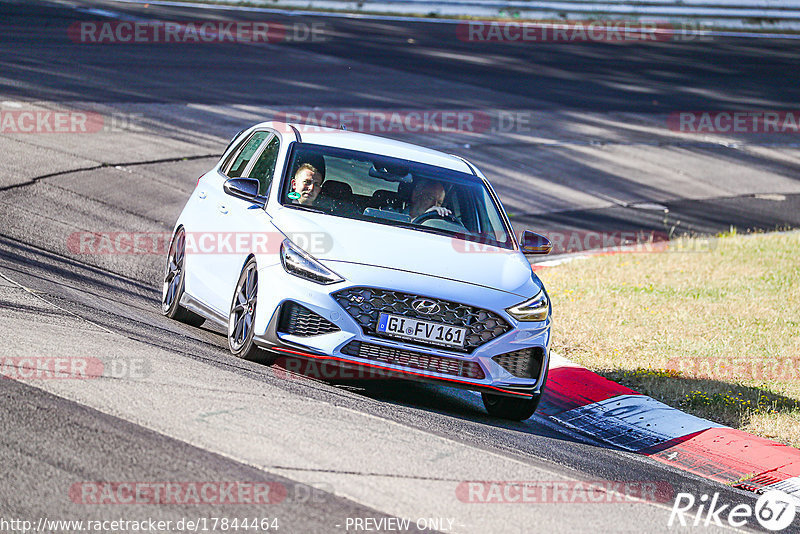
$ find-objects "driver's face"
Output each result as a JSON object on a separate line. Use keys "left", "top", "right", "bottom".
{"left": 410, "top": 182, "right": 445, "bottom": 218}
{"left": 292, "top": 169, "right": 323, "bottom": 205}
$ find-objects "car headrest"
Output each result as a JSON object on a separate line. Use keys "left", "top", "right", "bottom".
{"left": 320, "top": 180, "right": 353, "bottom": 200}
{"left": 293, "top": 153, "right": 326, "bottom": 179}
{"left": 396, "top": 181, "right": 414, "bottom": 202}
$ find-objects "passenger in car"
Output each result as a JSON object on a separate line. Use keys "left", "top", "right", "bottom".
{"left": 290, "top": 162, "right": 325, "bottom": 206}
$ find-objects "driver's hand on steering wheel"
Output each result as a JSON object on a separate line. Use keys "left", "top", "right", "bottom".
{"left": 425, "top": 206, "right": 452, "bottom": 217}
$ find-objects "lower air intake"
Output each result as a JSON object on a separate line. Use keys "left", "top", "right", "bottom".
{"left": 492, "top": 348, "right": 544, "bottom": 379}
{"left": 340, "top": 341, "right": 485, "bottom": 379}
{"left": 278, "top": 302, "right": 340, "bottom": 337}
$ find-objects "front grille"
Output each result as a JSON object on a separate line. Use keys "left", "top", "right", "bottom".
{"left": 277, "top": 301, "right": 340, "bottom": 337}
{"left": 341, "top": 341, "right": 485, "bottom": 379}
{"left": 332, "top": 287, "right": 510, "bottom": 352}
{"left": 492, "top": 348, "right": 544, "bottom": 379}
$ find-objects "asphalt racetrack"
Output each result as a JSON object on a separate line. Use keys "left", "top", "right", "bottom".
{"left": 1, "top": 0, "right": 799, "bottom": 532}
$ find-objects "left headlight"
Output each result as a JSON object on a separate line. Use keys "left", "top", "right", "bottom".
{"left": 506, "top": 290, "right": 549, "bottom": 322}
{"left": 280, "top": 239, "right": 343, "bottom": 285}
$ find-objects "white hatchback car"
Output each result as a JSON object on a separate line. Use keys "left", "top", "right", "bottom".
{"left": 162, "top": 122, "right": 553, "bottom": 420}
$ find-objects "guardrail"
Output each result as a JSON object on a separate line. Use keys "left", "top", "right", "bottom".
{"left": 252, "top": 0, "right": 800, "bottom": 30}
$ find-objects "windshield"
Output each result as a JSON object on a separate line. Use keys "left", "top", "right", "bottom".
{"left": 279, "top": 143, "right": 514, "bottom": 250}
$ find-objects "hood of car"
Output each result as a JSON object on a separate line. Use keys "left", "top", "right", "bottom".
{"left": 272, "top": 207, "right": 539, "bottom": 298}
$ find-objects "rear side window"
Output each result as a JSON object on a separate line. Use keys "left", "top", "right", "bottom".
{"left": 247, "top": 136, "right": 280, "bottom": 195}
{"left": 226, "top": 131, "right": 270, "bottom": 178}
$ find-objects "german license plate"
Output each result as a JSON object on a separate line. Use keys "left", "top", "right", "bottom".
{"left": 376, "top": 313, "right": 466, "bottom": 348}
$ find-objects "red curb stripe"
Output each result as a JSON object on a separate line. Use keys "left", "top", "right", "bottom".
{"left": 644, "top": 427, "right": 800, "bottom": 485}
{"left": 538, "top": 365, "right": 640, "bottom": 416}
{"left": 543, "top": 360, "right": 800, "bottom": 496}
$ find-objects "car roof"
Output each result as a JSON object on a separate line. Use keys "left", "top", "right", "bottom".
{"left": 254, "top": 121, "right": 474, "bottom": 174}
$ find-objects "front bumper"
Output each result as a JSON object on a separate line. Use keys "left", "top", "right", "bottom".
{"left": 252, "top": 263, "right": 551, "bottom": 399}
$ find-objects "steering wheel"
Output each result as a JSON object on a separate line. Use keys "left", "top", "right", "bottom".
{"left": 412, "top": 210, "right": 464, "bottom": 227}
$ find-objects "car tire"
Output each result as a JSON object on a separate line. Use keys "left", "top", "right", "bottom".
{"left": 162, "top": 227, "right": 205, "bottom": 327}
{"left": 481, "top": 367, "right": 548, "bottom": 421}
{"left": 227, "top": 257, "right": 264, "bottom": 360}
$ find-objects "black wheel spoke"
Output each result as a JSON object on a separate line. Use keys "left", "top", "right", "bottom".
{"left": 245, "top": 271, "right": 254, "bottom": 299}
{"left": 250, "top": 279, "right": 258, "bottom": 300}
{"left": 233, "top": 315, "right": 244, "bottom": 342}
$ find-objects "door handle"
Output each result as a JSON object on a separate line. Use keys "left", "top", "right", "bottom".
{"left": 217, "top": 204, "right": 228, "bottom": 214}
{"left": 198, "top": 191, "right": 207, "bottom": 199}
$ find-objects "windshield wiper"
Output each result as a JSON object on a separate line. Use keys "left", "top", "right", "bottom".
{"left": 386, "top": 220, "right": 460, "bottom": 239}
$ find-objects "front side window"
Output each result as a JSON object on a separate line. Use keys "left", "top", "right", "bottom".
{"left": 225, "top": 131, "right": 270, "bottom": 178}
{"left": 246, "top": 135, "right": 280, "bottom": 195}
{"left": 279, "top": 143, "right": 514, "bottom": 249}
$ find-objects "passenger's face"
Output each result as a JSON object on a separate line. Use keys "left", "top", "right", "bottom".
{"left": 410, "top": 182, "right": 445, "bottom": 218}
{"left": 292, "top": 169, "right": 323, "bottom": 205}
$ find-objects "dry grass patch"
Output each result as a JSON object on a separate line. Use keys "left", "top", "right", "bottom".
{"left": 538, "top": 231, "right": 800, "bottom": 447}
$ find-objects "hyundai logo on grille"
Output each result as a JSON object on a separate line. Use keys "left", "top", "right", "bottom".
{"left": 411, "top": 298, "right": 440, "bottom": 315}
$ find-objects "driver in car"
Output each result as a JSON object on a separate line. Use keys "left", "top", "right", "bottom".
{"left": 407, "top": 179, "right": 452, "bottom": 219}
{"left": 290, "top": 162, "right": 325, "bottom": 206}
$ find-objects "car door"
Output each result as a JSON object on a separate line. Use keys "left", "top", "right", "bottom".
{"left": 203, "top": 131, "right": 282, "bottom": 315}
{"left": 188, "top": 130, "right": 269, "bottom": 314}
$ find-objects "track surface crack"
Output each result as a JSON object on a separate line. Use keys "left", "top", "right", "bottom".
{"left": 0, "top": 154, "right": 218, "bottom": 193}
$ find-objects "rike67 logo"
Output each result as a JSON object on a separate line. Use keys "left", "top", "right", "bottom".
{"left": 669, "top": 490, "right": 797, "bottom": 530}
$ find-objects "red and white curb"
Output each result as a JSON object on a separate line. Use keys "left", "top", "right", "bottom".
{"left": 541, "top": 353, "right": 800, "bottom": 501}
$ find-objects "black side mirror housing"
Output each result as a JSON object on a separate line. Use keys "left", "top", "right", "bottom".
{"left": 223, "top": 177, "right": 261, "bottom": 202}
{"left": 520, "top": 230, "right": 552, "bottom": 255}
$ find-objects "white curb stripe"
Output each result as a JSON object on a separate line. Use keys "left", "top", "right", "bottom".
{"left": 552, "top": 394, "right": 724, "bottom": 452}
{"left": 547, "top": 350, "right": 579, "bottom": 369}
{"left": 767, "top": 477, "right": 800, "bottom": 504}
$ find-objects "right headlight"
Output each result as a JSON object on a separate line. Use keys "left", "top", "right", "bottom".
{"left": 506, "top": 290, "right": 549, "bottom": 322}
{"left": 280, "top": 239, "right": 343, "bottom": 285}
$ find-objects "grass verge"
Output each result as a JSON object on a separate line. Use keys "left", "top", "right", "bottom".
{"left": 537, "top": 231, "right": 800, "bottom": 447}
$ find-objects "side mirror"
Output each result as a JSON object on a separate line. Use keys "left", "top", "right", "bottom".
{"left": 520, "top": 230, "right": 552, "bottom": 255}
{"left": 223, "top": 177, "right": 261, "bottom": 202}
